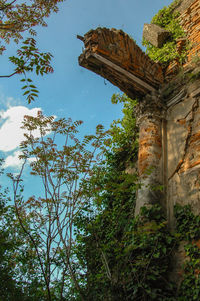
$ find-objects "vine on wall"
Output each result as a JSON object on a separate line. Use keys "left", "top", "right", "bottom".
{"left": 72, "top": 95, "right": 178, "bottom": 300}
{"left": 143, "top": 0, "right": 188, "bottom": 66}
{"left": 72, "top": 93, "right": 200, "bottom": 300}
{"left": 175, "top": 205, "right": 200, "bottom": 300}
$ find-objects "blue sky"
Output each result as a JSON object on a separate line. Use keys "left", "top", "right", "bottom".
{"left": 0, "top": 0, "right": 172, "bottom": 175}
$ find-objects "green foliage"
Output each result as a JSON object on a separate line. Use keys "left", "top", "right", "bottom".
{"left": 0, "top": 191, "right": 24, "bottom": 301}
{"left": 186, "top": 69, "right": 200, "bottom": 83}
{"left": 123, "top": 205, "right": 175, "bottom": 300}
{"left": 175, "top": 204, "right": 200, "bottom": 300}
{"left": 175, "top": 204, "right": 200, "bottom": 241}
{"left": 74, "top": 158, "right": 137, "bottom": 300}
{"left": 72, "top": 94, "right": 177, "bottom": 300}
{"left": 7, "top": 37, "right": 53, "bottom": 103}
{"left": 3, "top": 91, "right": 200, "bottom": 300}
{"left": 75, "top": 197, "right": 176, "bottom": 300}
{"left": 143, "top": 0, "right": 188, "bottom": 65}
{"left": 191, "top": 55, "right": 200, "bottom": 64}
{"left": 0, "top": 0, "right": 65, "bottom": 103}
{"left": 110, "top": 93, "right": 138, "bottom": 167}
{"left": 0, "top": 159, "right": 47, "bottom": 300}
{"left": 8, "top": 113, "right": 108, "bottom": 301}
{"left": 0, "top": 0, "right": 65, "bottom": 48}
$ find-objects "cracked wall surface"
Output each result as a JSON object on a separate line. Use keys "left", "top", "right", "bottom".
{"left": 166, "top": 77, "right": 200, "bottom": 225}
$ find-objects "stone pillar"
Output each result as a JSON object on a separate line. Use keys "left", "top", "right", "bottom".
{"left": 135, "top": 93, "right": 166, "bottom": 216}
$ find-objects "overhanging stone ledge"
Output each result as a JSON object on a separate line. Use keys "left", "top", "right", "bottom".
{"left": 78, "top": 27, "right": 164, "bottom": 100}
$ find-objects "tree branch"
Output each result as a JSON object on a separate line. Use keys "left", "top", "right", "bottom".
{"left": 0, "top": 70, "right": 19, "bottom": 78}
{"left": 0, "top": 0, "right": 17, "bottom": 11}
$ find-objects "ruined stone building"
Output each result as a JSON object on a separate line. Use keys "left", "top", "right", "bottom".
{"left": 78, "top": 0, "right": 200, "bottom": 228}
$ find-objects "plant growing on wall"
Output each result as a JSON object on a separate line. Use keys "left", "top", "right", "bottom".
{"left": 143, "top": 0, "right": 188, "bottom": 66}
{"left": 175, "top": 204, "right": 200, "bottom": 300}
{"left": 72, "top": 94, "right": 177, "bottom": 300}
{"left": 3, "top": 93, "right": 200, "bottom": 299}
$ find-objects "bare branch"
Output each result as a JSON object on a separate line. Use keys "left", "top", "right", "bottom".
{"left": 0, "top": 70, "right": 19, "bottom": 78}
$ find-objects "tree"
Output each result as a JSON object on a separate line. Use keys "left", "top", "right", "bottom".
{"left": 8, "top": 113, "right": 108, "bottom": 300}
{"left": 2, "top": 94, "right": 178, "bottom": 300}
{"left": 0, "top": 158, "right": 46, "bottom": 300}
{"left": 0, "top": 184, "right": 24, "bottom": 301}
{"left": 0, "top": 0, "right": 64, "bottom": 46}
{"left": 0, "top": 0, "right": 65, "bottom": 102}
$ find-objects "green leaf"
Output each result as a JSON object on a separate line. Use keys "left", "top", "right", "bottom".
{"left": 23, "top": 90, "right": 30, "bottom": 96}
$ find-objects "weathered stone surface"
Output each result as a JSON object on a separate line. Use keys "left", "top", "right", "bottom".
{"left": 135, "top": 95, "right": 166, "bottom": 216}
{"left": 77, "top": 1, "right": 200, "bottom": 229}
{"left": 165, "top": 76, "right": 200, "bottom": 226}
{"left": 143, "top": 23, "right": 170, "bottom": 48}
{"left": 78, "top": 28, "right": 164, "bottom": 99}
{"left": 165, "top": 0, "right": 200, "bottom": 76}
{"left": 174, "top": 0, "right": 196, "bottom": 14}
{"left": 179, "top": 0, "right": 200, "bottom": 63}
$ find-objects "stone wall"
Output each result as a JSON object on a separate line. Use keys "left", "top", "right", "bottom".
{"left": 78, "top": 28, "right": 164, "bottom": 99}
{"left": 134, "top": 94, "right": 166, "bottom": 215}
{"left": 174, "top": 0, "right": 196, "bottom": 14}
{"left": 166, "top": 0, "right": 200, "bottom": 76}
{"left": 77, "top": 0, "right": 200, "bottom": 285}
{"left": 134, "top": 0, "right": 200, "bottom": 221}
{"left": 160, "top": 0, "right": 200, "bottom": 225}
{"left": 165, "top": 69, "right": 200, "bottom": 226}
{"left": 78, "top": 0, "right": 200, "bottom": 226}
{"left": 180, "top": 0, "right": 200, "bottom": 63}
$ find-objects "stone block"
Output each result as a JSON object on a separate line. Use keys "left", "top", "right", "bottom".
{"left": 143, "top": 23, "right": 170, "bottom": 48}
{"left": 174, "top": 0, "right": 196, "bottom": 14}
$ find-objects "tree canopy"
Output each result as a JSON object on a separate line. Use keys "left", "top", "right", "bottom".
{"left": 0, "top": 0, "right": 64, "bottom": 48}
{"left": 0, "top": 0, "right": 65, "bottom": 102}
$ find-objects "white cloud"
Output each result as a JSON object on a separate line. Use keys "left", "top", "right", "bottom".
{"left": 0, "top": 106, "right": 41, "bottom": 152}
{"left": 0, "top": 88, "right": 22, "bottom": 108}
{"left": 3, "top": 150, "right": 23, "bottom": 169}
{"left": 0, "top": 105, "right": 56, "bottom": 169}
{"left": 3, "top": 150, "right": 37, "bottom": 169}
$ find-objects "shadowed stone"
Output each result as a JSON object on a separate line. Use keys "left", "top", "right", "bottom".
{"left": 143, "top": 24, "right": 170, "bottom": 48}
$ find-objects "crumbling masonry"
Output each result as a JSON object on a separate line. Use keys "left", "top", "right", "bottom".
{"left": 78, "top": 0, "right": 200, "bottom": 228}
